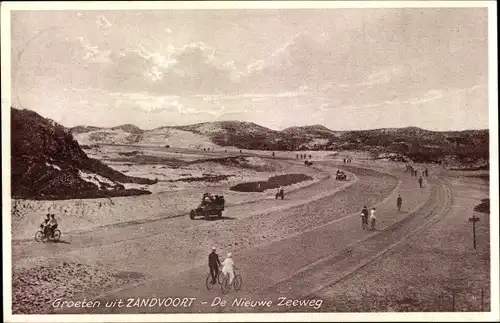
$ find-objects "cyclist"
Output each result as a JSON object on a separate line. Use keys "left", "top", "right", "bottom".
{"left": 208, "top": 247, "right": 221, "bottom": 284}
{"left": 221, "top": 252, "right": 237, "bottom": 285}
{"left": 49, "top": 214, "right": 58, "bottom": 232}
{"left": 40, "top": 213, "right": 50, "bottom": 236}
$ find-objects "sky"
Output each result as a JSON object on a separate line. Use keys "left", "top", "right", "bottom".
{"left": 10, "top": 7, "right": 489, "bottom": 131}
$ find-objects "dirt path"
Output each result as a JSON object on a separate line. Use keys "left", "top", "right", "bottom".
{"left": 311, "top": 174, "right": 490, "bottom": 312}
{"left": 11, "top": 157, "right": 327, "bottom": 240}
{"left": 46, "top": 162, "right": 434, "bottom": 314}
{"left": 12, "top": 162, "right": 352, "bottom": 263}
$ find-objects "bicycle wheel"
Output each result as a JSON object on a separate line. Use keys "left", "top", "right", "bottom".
{"left": 34, "top": 231, "right": 44, "bottom": 243}
{"left": 206, "top": 273, "right": 216, "bottom": 290}
{"left": 53, "top": 230, "right": 61, "bottom": 242}
{"left": 233, "top": 275, "right": 242, "bottom": 291}
{"left": 221, "top": 276, "right": 231, "bottom": 294}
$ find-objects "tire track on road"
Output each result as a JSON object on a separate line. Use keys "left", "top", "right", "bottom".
{"left": 51, "top": 165, "right": 398, "bottom": 314}
{"left": 255, "top": 179, "right": 452, "bottom": 312}
{"left": 12, "top": 164, "right": 358, "bottom": 260}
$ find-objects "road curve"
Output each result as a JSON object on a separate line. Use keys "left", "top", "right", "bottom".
{"left": 48, "top": 162, "right": 439, "bottom": 314}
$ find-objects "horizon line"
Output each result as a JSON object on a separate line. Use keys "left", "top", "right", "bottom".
{"left": 11, "top": 107, "right": 490, "bottom": 133}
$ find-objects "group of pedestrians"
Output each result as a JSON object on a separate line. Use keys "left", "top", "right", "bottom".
{"left": 360, "top": 206, "right": 377, "bottom": 230}
{"left": 406, "top": 165, "right": 428, "bottom": 177}
{"left": 360, "top": 194, "right": 404, "bottom": 231}
{"left": 275, "top": 186, "right": 285, "bottom": 200}
{"left": 296, "top": 154, "right": 311, "bottom": 159}
{"left": 343, "top": 157, "right": 352, "bottom": 164}
{"left": 406, "top": 164, "right": 429, "bottom": 188}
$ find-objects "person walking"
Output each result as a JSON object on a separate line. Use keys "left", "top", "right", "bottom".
{"left": 418, "top": 176, "right": 424, "bottom": 188}
{"left": 370, "top": 207, "right": 377, "bottom": 230}
{"left": 361, "top": 206, "right": 369, "bottom": 230}
{"left": 397, "top": 195, "right": 403, "bottom": 211}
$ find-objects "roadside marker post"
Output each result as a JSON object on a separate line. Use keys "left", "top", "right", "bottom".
{"left": 468, "top": 214, "right": 480, "bottom": 249}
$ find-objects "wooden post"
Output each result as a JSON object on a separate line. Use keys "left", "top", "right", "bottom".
{"left": 481, "top": 288, "right": 484, "bottom": 311}
{"left": 469, "top": 215, "right": 480, "bottom": 249}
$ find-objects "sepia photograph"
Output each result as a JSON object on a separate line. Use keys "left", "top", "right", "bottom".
{"left": 2, "top": 1, "right": 498, "bottom": 322}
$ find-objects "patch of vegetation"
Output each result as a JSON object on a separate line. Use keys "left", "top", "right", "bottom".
{"left": 168, "top": 175, "right": 232, "bottom": 183}
{"left": 474, "top": 199, "right": 490, "bottom": 214}
{"left": 11, "top": 107, "right": 156, "bottom": 200}
{"left": 108, "top": 155, "right": 187, "bottom": 166}
{"left": 229, "top": 174, "right": 313, "bottom": 192}
{"left": 19, "top": 188, "right": 152, "bottom": 200}
{"left": 117, "top": 150, "right": 142, "bottom": 157}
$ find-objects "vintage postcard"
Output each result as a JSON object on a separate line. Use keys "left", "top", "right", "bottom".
{"left": 2, "top": 1, "right": 498, "bottom": 322}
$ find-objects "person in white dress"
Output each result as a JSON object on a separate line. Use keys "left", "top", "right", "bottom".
{"left": 370, "top": 207, "right": 377, "bottom": 230}
{"left": 221, "top": 252, "right": 236, "bottom": 284}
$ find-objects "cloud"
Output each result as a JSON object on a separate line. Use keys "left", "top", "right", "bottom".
{"left": 43, "top": 23, "right": 487, "bottom": 102}
{"left": 357, "top": 66, "right": 403, "bottom": 87}
{"left": 243, "top": 33, "right": 330, "bottom": 93}
{"left": 346, "top": 84, "right": 487, "bottom": 111}
{"left": 88, "top": 41, "right": 237, "bottom": 95}
{"left": 18, "top": 10, "right": 489, "bottom": 121}
{"left": 194, "top": 86, "right": 311, "bottom": 103}
{"left": 78, "top": 37, "right": 111, "bottom": 63}
{"left": 96, "top": 15, "right": 112, "bottom": 29}
{"left": 109, "top": 91, "right": 183, "bottom": 113}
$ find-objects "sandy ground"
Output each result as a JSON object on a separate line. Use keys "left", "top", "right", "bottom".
{"left": 12, "top": 162, "right": 396, "bottom": 314}
{"left": 10, "top": 151, "right": 490, "bottom": 315}
{"left": 12, "top": 262, "right": 142, "bottom": 314}
{"left": 313, "top": 174, "right": 490, "bottom": 312}
{"left": 12, "top": 149, "right": 328, "bottom": 240}
{"left": 46, "top": 161, "right": 433, "bottom": 315}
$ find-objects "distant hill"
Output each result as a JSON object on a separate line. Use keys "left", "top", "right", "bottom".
{"left": 174, "top": 121, "right": 289, "bottom": 150}
{"left": 69, "top": 119, "right": 489, "bottom": 165}
{"left": 11, "top": 108, "right": 156, "bottom": 200}
{"left": 110, "top": 124, "right": 144, "bottom": 134}
{"left": 282, "top": 124, "right": 341, "bottom": 137}
{"left": 70, "top": 125, "right": 103, "bottom": 134}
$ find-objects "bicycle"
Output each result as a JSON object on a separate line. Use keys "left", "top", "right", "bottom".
{"left": 206, "top": 266, "right": 223, "bottom": 290}
{"left": 35, "top": 227, "right": 61, "bottom": 243}
{"left": 221, "top": 269, "right": 242, "bottom": 294}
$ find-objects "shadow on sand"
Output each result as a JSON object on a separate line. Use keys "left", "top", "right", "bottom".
{"left": 195, "top": 216, "right": 237, "bottom": 221}
{"left": 51, "top": 239, "right": 71, "bottom": 244}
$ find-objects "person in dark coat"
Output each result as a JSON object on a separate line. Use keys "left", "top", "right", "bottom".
{"left": 208, "top": 247, "right": 222, "bottom": 284}
{"left": 361, "top": 206, "right": 369, "bottom": 230}
{"left": 397, "top": 195, "right": 403, "bottom": 211}
{"left": 40, "top": 213, "right": 51, "bottom": 236}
